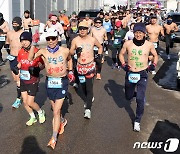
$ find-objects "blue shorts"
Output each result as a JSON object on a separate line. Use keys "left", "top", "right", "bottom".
{"left": 9, "top": 56, "right": 18, "bottom": 71}
{"left": 45, "top": 76, "right": 68, "bottom": 101}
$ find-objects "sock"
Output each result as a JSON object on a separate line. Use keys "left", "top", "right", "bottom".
{"left": 17, "top": 86, "right": 21, "bottom": 99}
{"left": 37, "top": 109, "right": 43, "bottom": 115}
{"left": 60, "top": 117, "right": 64, "bottom": 123}
{"left": 52, "top": 131, "right": 58, "bottom": 141}
{"left": 29, "top": 112, "right": 36, "bottom": 119}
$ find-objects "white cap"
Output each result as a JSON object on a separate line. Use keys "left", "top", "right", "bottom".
{"left": 45, "top": 28, "right": 58, "bottom": 38}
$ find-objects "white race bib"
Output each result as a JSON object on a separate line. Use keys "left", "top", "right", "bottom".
{"left": 78, "top": 76, "right": 86, "bottom": 83}
{"left": 128, "top": 73, "right": 140, "bottom": 83}
{"left": 0, "top": 36, "right": 5, "bottom": 42}
{"left": 93, "top": 46, "right": 98, "bottom": 51}
{"left": 7, "top": 55, "right": 15, "bottom": 61}
{"left": 48, "top": 77, "right": 62, "bottom": 88}
{"left": 153, "top": 43, "right": 158, "bottom": 49}
{"left": 20, "top": 70, "right": 30, "bottom": 80}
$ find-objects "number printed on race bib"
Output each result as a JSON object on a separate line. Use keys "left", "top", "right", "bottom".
{"left": 128, "top": 73, "right": 140, "bottom": 83}
{"left": 20, "top": 70, "right": 30, "bottom": 80}
{"left": 153, "top": 43, "right": 157, "bottom": 49}
{"left": 78, "top": 76, "right": 86, "bottom": 83}
{"left": 48, "top": 77, "right": 63, "bottom": 88}
{"left": 0, "top": 36, "right": 6, "bottom": 42}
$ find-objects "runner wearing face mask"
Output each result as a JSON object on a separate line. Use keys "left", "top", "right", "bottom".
{"left": 6, "top": 17, "right": 24, "bottom": 108}
{"left": 91, "top": 17, "right": 108, "bottom": 80}
{"left": 163, "top": 16, "right": 178, "bottom": 59}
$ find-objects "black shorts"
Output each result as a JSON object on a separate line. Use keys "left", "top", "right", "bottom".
{"left": 20, "top": 80, "right": 39, "bottom": 96}
{"left": 45, "top": 76, "right": 68, "bottom": 101}
{"left": 9, "top": 56, "right": 18, "bottom": 71}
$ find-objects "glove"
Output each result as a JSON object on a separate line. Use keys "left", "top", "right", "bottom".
{"left": 44, "top": 29, "right": 47, "bottom": 32}
{"left": 4, "top": 44, "right": 10, "bottom": 49}
{"left": 148, "top": 63, "right": 156, "bottom": 71}
{"left": 170, "top": 30, "right": 174, "bottom": 33}
{"left": 104, "top": 40, "right": 108, "bottom": 45}
{"left": 12, "top": 66, "right": 19, "bottom": 75}
{"left": 28, "top": 66, "right": 40, "bottom": 77}
{"left": 68, "top": 71, "right": 75, "bottom": 83}
{"left": 160, "top": 36, "right": 165, "bottom": 41}
{"left": 76, "top": 47, "right": 82, "bottom": 56}
{"left": 122, "top": 63, "right": 131, "bottom": 72}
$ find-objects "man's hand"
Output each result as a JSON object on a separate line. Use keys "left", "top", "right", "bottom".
{"left": 68, "top": 70, "right": 75, "bottom": 83}
{"left": 121, "top": 63, "right": 131, "bottom": 72}
{"left": 148, "top": 63, "right": 156, "bottom": 71}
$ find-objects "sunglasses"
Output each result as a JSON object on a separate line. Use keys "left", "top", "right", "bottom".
{"left": 95, "top": 22, "right": 102, "bottom": 24}
{"left": 79, "top": 26, "right": 88, "bottom": 30}
{"left": 46, "top": 36, "right": 57, "bottom": 41}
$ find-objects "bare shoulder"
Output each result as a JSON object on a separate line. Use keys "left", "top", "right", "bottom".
{"left": 145, "top": 40, "right": 153, "bottom": 46}
{"left": 125, "top": 40, "right": 132, "bottom": 46}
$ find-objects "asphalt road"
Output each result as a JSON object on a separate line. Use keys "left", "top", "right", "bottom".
{"left": 0, "top": 41, "right": 180, "bottom": 154}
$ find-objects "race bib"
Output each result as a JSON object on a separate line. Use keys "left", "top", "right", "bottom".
{"left": 20, "top": 70, "right": 30, "bottom": 80}
{"left": 93, "top": 46, "right": 98, "bottom": 51}
{"left": 128, "top": 73, "right": 140, "bottom": 83}
{"left": 74, "top": 54, "right": 77, "bottom": 60}
{"left": 153, "top": 43, "right": 158, "bottom": 49}
{"left": 171, "top": 34, "right": 175, "bottom": 39}
{"left": 7, "top": 55, "right": 15, "bottom": 61}
{"left": 114, "top": 38, "right": 122, "bottom": 45}
{"left": 78, "top": 76, "right": 86, "bottom": 83}
{"left": 48, "top": 77, "right": 62, "bottom": 88}
{"left": 0, "top": 36, "right": 5, "bottom": 42}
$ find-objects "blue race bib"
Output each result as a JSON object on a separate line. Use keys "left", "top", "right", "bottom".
{"left": 128, "top": 73, "right": 140, "bottom": 83}
{"left": 78, "top": 76, "right": 86, "bottom": 83}
{"left": 153, "top": 42, "right": 157, "bottom": 49}
{"left": 20, "top": 70, "right": 30, "bottom": 80}
{"left": 7, "top": 55, "right": 15, "bottom": 61}
{"left": 48, "top": 77, "right": 62, "bottom": 88}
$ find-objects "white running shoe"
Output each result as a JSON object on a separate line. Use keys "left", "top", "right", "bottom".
{"left": 84, "top": 109, "right": 91, "bottom": 119}
{"left": 73, "top": 83, "right": 78, "bottom": 88}
{"left": 167, "top": 55, "right": 170, "bottom": 60}
{"left": 134, "top": 122, "right": 140, "bottom": 132}
{"left": 92, "top": 97, "right": 95, "bottom": 102}
{"left": 105, "top": 51, "right": 108, "bottom": 55}
{"left": 151, "top": 71, "right": 156, "bottom": 75}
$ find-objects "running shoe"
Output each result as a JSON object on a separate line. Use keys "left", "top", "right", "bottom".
{"left": 105, "top": 50, "right": 109, "bottom": 55}
{"left": 134, "top": 122, "right": 140, "bottom": 132}
{"left": 47, "top": 138, "right": 56, "bottom": 150}
{"left": 96, "top": 73, "right": 101, "bottom": 80}
{"left": 117, "top": 66, "right": 121, "bottom": 71}
{"left": 12, "top": 98, "right": 21, "bottom": 109}
{"left": 26, "top": 117, "right": 37, "bottom": 126}
{"left": 38, "top": 110, "right": 46, "bottom": 124}
{"left": 84, "top": 109, "right": 91, "bottom": 119}
{"left": 167, "top": 55, "right": 170, "bottom": 60}
{"left": 59, "top": 118, "right": 67, "bottom": 135}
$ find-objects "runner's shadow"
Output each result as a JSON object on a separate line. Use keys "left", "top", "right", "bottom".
{"left": 104, "top": 79, "right": 135, "bottom": 123}
{"left": 35, "top": 82, "right": 47, "bottom": 108}
{"left": 148, "top": 120, "right": 180, "bottom": 154}
{"left": 0, "top": 75, "right": 10, "bottom": 88}
{"left": 20, "top": 136, "right": 46, "bottom": 154}
{"left": 0, "top": 103, "right": 3, "bottom": 113}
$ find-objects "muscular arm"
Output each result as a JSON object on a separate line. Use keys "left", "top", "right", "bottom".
{"left": 94, "top": 38, "right": 103, "bottom": 54}
{"left": 160, "top": 26, "right": 164, "bottom": 36}
{"left": 28, "top": 47, "right": 43, "bottom": 61}
{"left": 119, "top": 42, "right": 128, "bottom": 64}
{"left": 150, "top": 43, "right": 158, "bottom": 65}
{"left": 174, "top": 23, "right": 178, "bottom": 32}
{"left": 67, "top": 53, "right": 73, "bottom": 71}
{"left": 69, "top": 39, "right": 76, "bottom": 55}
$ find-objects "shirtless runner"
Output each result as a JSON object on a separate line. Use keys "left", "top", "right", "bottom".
{"left": 163, "top": 16, "right": 178, "bottom": 59}
{"left": 0, "top": 12, "right": 10, "bottom": 65}
{"left": 22, "top": 10, "right": 33, "bottom": 33}
{"left": 6, "top": 17, "right": 24, "bottom": 108}
{"left": 119, "top": 22, "right": 158, "bottom": 132}
{"left": 28, "top": 28, "right": 74, "bottom": 149}
{"left": 70, "top": 21, "right": 103, "bottom": 119}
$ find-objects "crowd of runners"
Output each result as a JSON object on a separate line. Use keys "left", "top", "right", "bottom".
{"left": 0, "top": 6, "right": 178, "bottom": 149}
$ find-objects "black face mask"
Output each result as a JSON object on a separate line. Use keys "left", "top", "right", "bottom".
{"left": 133, "top": 37, "right": 146, "bottom": 46}
{"left": 25, "top": 16, "right": 29, "bottom": 19}
{"left": 13, "top": 26, "right": 21, "bottom": 32}
{"left": 23, "top": 44, "right": 31, "bottom": 51}
{"left": 119, "top": 16, "right": 123, "bottom": 20}
{"left": 133, "top": 16, "right": 137, "bottom": 19}
{"left": 0, "top": 17, "right": 4, "bottom": 26}
{"left": 167, "top": 20, "right": 172, "bottom": 25}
